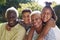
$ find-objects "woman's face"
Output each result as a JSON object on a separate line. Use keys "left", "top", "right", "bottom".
{"left": 22, "top": 12, "right": 31, "bottom": 24}
{"left": 31, "top": 14, "right": 42, "bottom": 29}
{"left": 41, "top": 8, "right": 52, "bottom": 22}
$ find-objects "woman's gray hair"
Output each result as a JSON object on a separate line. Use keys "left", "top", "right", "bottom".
{"left": 5, "top": 7, "right": 19, "bottom": 18}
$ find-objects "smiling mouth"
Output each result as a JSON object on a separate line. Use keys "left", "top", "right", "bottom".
{"left": 9, "top": 20, "right": 14, "bottom": 24}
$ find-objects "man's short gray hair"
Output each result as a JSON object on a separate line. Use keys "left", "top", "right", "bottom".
{"left": 5, "top": 7, "right": 19, "bottom": 18}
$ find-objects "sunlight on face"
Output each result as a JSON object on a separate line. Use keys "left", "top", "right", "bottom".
{"left": 42, "top": 8, "right": 52, "bottom": 22}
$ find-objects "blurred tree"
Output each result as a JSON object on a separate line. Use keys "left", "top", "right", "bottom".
{"left": 18, "top": 0, "right": 32, "bottom": 3}
{"left": 18, "top": 2, "right": 42, "bottom": 19}
{"left": 51, "top": 1, "right": 57, "bottom": 7}
{"left": 0, "top": 0, "right": 6, "bottom": 5}
{"left": 0, "top": 0, "right": 33, "bottom": 22}
{"left": 54, "top": 5, "right": 60, "bottom": 28}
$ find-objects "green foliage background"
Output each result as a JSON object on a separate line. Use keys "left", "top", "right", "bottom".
{"left": 0, "top": 0, "right": 60, "bottom": 28}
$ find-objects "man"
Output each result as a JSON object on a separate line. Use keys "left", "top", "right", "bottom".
{"left": 0, "top": 7, "right": 26, "bottom": 40}
{"left": 19, "top": 9, "right": 32, "bottom": 31}
{"left": 18, "top": 9, "right": 32, "bottom": 40}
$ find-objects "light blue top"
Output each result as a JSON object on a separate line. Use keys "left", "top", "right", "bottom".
{"left": 32, "top": 28, "right": 56, "bottom": 40}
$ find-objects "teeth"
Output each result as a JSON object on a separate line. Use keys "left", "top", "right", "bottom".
{"left": 10, "top": 21, "right": 13, "bottom": 23}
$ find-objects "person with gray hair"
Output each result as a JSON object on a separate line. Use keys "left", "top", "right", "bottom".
{"left": 0, "top": 7, "right": 26, "bottom": 40}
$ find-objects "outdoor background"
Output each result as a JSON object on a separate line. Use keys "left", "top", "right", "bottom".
{"left": 0, "top": 0, "right": 60, "bottom": 28}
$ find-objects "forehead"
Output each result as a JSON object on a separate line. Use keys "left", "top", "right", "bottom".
{"left": 43, "top": 8, "right": 52, "bottom": 12}
{"left": 7, "top": 10, "right": 16, "bottom": 15}
{"left": 22, "top": 12, "right": 30, "bottom": 16}
{"left": 31, "top": 14, "right": 41, "bottom": 18}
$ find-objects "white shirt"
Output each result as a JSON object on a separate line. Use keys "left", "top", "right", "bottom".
{"left": 52, "top": 25, "right": 60, "bottom": 40}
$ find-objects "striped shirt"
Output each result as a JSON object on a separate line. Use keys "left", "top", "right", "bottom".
{"left": 0, "top": 23, "right": 26, "bottom": 40}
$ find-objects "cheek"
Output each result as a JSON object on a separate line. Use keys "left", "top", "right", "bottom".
{"left": 44, "top": 15, "right": 51, "bottom": 22}
{"left": 47, "top": 15, "right": 51, "bottom": 20}
{"left": 42, "top": 14, "right": 46, "bottom": 20}
{"left": 25, "top": 17, "right": 30, "bottom": 22}
{"left": 36, "top": 20, "right": 41, "bottom": 25}
{"left": 42, "top": 14, "right": 48, "bottom": 22}
{"left": 22, "top": 17, "right": 25, "bottom": 20}
{"left": 44, "top": 15, "right": 49, "bottom": 21}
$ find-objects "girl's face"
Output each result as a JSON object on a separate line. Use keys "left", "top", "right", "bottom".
{"left": 41, "top": 8, "right": 52, "bottom": 22}
{"left": 22, "top": 12, "right": 31, "bottom": 24}
{"left": 31, "top": 14, "right": 42, "bottom": 29}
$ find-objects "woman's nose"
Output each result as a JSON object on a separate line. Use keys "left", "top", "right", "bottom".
{"left": 33, "top": 20, "right": 36, "bottom": 23}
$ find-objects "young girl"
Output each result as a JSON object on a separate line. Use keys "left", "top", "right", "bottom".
{"left": 37, "top": 2, "right": 60, "bottom": 40}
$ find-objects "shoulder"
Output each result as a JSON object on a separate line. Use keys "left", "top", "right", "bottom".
{"left": 0, "top": 22, "right": 7, "bottom": 32}
{"left": 46, "top": 18, "right": 56, "bottom": 27}
{"left": 18, "top": 24, "right": 26, "bottom": 32}
{"left": 0, "top": 22, "right": 7, "bottom": 28}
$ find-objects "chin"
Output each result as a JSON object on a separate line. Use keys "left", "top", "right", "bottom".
{"left": 43, "top": 20, "right": 47, "bottom": 22}
{"left": 8, "top": 23, "right": 14, "bottom": 27}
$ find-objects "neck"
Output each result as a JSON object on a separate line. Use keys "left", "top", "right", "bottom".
{"left": 36, "top": 24, "right": 42, "bottom": 34}
{"left": 8, "top": 21, "right": 18, "bottom": 27}
{"left": 6, "top": 21, "right": 18, "bottom": 31}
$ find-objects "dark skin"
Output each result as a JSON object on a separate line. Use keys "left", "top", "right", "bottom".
{"left": 6, "top": 10, "right": 18, "bottom": 31}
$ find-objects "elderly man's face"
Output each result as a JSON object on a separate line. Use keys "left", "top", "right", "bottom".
{"left": 7, "top": 10, "right": 17, "bottom": 27}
